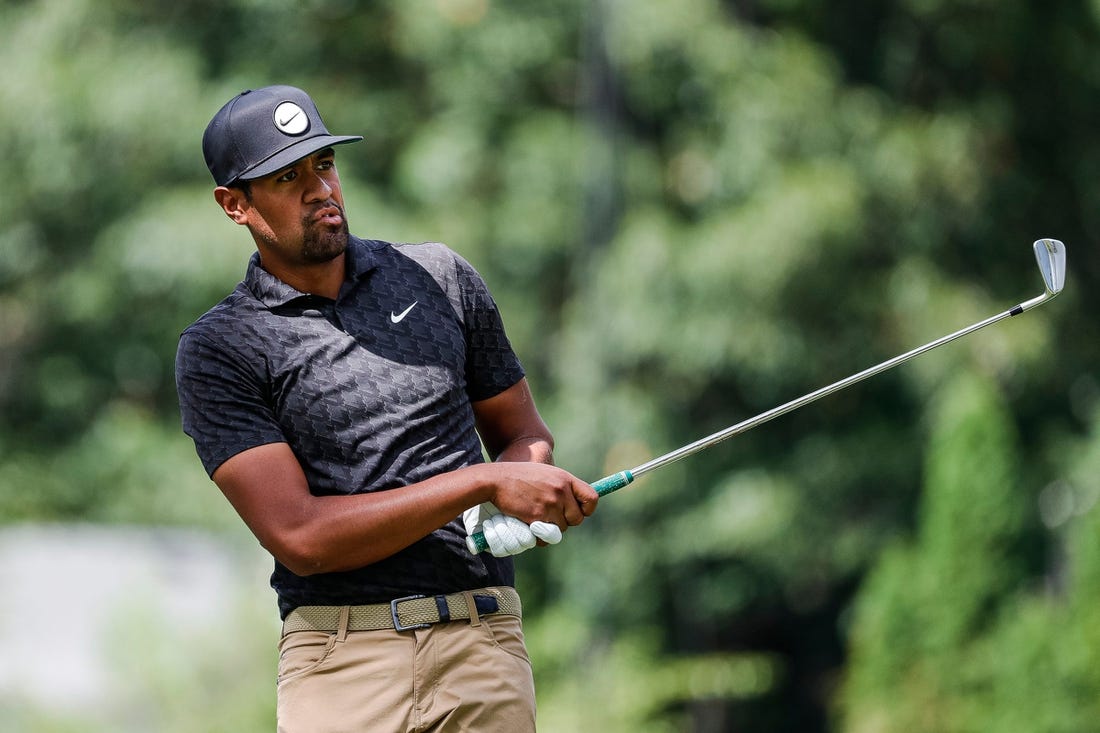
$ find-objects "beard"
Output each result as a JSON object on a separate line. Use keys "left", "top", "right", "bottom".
{"left": 299, "top": 204, "right": 350, "bottom": 263}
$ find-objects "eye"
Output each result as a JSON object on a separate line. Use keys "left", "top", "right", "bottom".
{"left": 276, "top": 169, "right": 298, "bottom": 183}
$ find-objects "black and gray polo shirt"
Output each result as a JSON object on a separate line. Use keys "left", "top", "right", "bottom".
{"left": 175, "top": 236, "right": 525, "bottom": 619}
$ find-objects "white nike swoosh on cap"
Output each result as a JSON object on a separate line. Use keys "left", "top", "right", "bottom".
{"left": 390, "top": 302, "right": 418, "bottom": 323}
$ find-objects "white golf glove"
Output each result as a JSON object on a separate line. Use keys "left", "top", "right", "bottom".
{"left": 462, "top": 502, "right": 563, "bottom": 557}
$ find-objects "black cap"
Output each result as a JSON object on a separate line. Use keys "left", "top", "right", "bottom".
{"left": 202, "top": 85, "right": 363, "bottom": 187}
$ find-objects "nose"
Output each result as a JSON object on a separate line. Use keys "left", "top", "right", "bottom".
{"left": 302, "top": 169, "right": 334, "bottom": 202}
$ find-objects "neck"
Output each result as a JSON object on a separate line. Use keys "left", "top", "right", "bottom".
{"left": 260, "top": 252, "right": 347, "bottom": 300}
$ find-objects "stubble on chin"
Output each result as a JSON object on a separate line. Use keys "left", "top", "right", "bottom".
{"left": 301, "top": 217, "right": 350, "bottom": 264}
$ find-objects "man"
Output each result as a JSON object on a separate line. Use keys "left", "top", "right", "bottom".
{"left": 175, "top": 85, "right": 598, "bottom": 732}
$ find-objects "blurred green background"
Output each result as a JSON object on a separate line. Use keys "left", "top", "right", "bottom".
{"left": 1, "top": 0, "right": 1097, "bottom": 731}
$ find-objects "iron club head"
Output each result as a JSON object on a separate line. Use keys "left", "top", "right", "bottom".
{"left": 1034, "top": 238, "right": 1066, "bottom": 296}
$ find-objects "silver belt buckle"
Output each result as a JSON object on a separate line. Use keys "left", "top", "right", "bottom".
{"left": 390, "top": 594, "right": 430, "bottom": 632}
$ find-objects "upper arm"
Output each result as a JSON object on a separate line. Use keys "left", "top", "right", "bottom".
{"left": 472, "top": 378, "right": 554, "bottom": 462}
{"left": 212, "top": 442, "right": 314, "bottom": 566}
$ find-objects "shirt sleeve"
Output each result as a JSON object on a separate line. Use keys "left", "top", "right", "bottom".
{"left": 175, "top": 329, "right": 288, "bottom": 476}
{"left": 452, "top": 253, "right": 526, "bottom": 402}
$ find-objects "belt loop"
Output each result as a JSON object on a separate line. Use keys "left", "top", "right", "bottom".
{"left": 434, "top": 594, "right": 451, "bottom": 623}
{"left": 461, "top": 591, "right": 482, "bottom": 627}
{"left": 336, "top": 605, "right": 351, "bottom": 642}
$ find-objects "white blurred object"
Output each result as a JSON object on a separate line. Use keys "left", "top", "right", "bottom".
{"left": 0, "top": 523, "right": 271, "bottom": 713}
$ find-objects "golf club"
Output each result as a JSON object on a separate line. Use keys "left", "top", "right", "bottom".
{"left": 469, "top": 238, "right": 1066, "bottom": 554}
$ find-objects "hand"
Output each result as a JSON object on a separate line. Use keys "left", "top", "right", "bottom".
{"left": 463, "top": 502, "right": 563, "bottom": 556}
{"left": 479, "top": 462, "right": 600, "bottom": 532}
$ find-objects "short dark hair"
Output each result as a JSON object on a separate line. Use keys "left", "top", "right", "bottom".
{"left": 233, "top": 179, "right": 253, "bottom": 201}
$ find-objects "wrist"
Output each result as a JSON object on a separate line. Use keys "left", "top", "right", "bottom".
{"left": 460, "top": 463, "right": 501, "bottom": 506}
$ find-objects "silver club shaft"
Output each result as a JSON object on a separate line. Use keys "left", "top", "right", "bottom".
{"left": 628, "top": 238, "right": 1066, "bottom": 480}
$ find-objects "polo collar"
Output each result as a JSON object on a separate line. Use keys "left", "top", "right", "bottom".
{"left": 244, "top": 236, "right": 384, "bottom": 308}
{"left": 344, "top": 236, "right": 386, "bottom": 280}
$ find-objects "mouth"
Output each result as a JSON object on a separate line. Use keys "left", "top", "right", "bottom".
{"left": 311, "top": 204, "right": 344, "bottom": 227}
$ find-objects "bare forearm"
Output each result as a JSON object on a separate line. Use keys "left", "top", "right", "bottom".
{"left": 217, "top": 444, "right": 591, "bottom": 576}
{"left": 302, "top": 438, "right": 552, "bottom": 571}
{"left": 473, "top": 378, "right": 555, "bottom": 465}
{"left": 287, "top": 458, "right": 586, "bottom": 573}
{"left": 282, "top": 464, "right": 498, "bottom": 574}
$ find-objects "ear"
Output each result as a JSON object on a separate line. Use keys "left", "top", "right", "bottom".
{"left": 213, "top": 186, "right": 250, "bottom": 225}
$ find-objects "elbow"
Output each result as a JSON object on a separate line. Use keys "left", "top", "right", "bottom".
{"left": 537, "top": 431, "right": 555, "bottom": 453}
{"left": 530, "top": 433, "right": 555, "bottom": 464}
{"left": 492, "top": 432, "right": 555, "bottom": 464}
{"left": 280, "top": 555, "right": 326, "bottom": 577}
{"left": 266, "top": 527, "right": 385, "bottom": 576}
{"left": 265, "top": 532, "right": 331, "bottom": 577}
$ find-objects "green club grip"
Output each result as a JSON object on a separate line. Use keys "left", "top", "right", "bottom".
{"left": 467, "top": 470, "right": 635, "bottom": 554}
{"left": 469, "top": 526, "right": 491, "bottom": 554}
{"left": 591, "top": 470, "right": 635, "bottom": 496}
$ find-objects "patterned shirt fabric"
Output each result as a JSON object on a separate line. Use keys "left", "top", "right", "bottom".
{"left": 175, "top": 236, "right": 524, "bottom": 618}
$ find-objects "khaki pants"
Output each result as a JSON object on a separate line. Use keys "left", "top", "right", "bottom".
{"left": 276, "top": 606, "right": 536, "bottom": 732}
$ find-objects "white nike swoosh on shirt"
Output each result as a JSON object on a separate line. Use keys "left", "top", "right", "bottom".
{"left": 390, "top": 302, "right": 418, "bottom": 323}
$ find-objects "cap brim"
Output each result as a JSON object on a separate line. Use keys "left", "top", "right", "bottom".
{"left": 235, "top": 134, "right": 363, "bottom": 183}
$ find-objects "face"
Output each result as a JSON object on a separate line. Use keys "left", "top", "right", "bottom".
{"left": 217, "top": 148, "right": 350, "bottom": 269}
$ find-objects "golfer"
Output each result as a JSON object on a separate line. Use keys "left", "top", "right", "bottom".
{"left": 175, "top": 85, "right": 598, "bottom": 732}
